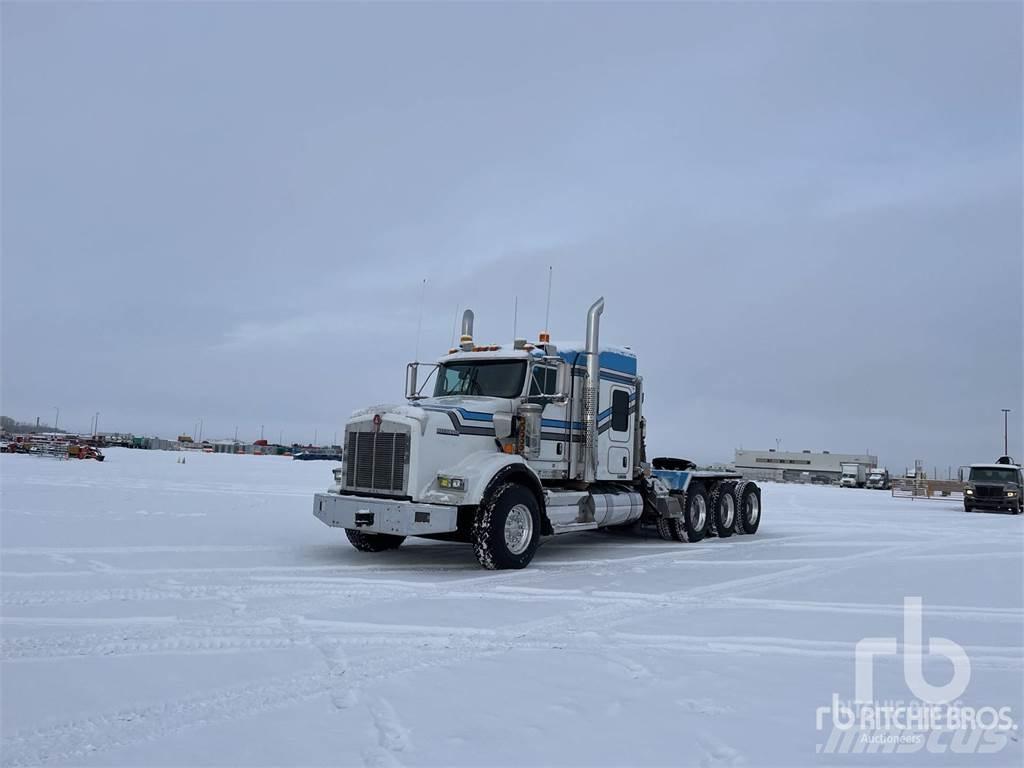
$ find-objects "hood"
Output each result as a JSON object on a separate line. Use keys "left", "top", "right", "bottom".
{"left": 349, "top": 396, "right": 512, "bottom": 438}
{"left": 417, "top": 396, "right": 513, "bottom": 438}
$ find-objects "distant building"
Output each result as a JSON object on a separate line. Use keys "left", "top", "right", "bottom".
{"left": 210, "top": 440, "right": 243, "bottom": 454}
{"left": 734, "top": 449, "right": 878, "bottom": 483}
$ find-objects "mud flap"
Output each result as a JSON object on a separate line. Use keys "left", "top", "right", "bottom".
{"left": 656, "top": 495, "right": 683, "bottom": 519}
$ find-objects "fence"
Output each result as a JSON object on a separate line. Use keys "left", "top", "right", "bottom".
{"left": 892, "top": 478, "right": 964, "bottom": 502}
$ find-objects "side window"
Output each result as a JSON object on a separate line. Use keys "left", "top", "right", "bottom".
{"left": 529, "top": 366, "right": 557, "bottom": 397}
{"left": 611, "top": 389, "right": 630, "bottom": 432}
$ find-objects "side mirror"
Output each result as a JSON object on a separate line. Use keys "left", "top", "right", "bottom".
{"left": 405, "top": 363, "right": 420, "bottom": 400}
{"left": 493, "top": 413, "right": 513, "bottom": 440}
{"left": 555, "top": 360, "right": 570, "bottom": 401}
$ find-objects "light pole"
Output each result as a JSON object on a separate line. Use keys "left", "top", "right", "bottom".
{"left": 1002, "top": 408, "right": 1011, "bottom": 456}
{"left": 93, "top": 412, "right": 99, "bottom": 436}
{"left": 53, "top": 406, "right": 59, "bottom": 432}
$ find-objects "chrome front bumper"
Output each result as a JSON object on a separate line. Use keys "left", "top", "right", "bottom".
{"left": 313, "top": 493, "right": 459, "bottom": 536}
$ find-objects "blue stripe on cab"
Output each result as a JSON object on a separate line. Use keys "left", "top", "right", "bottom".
{"left": 599, "top": 351, "right": 637, "bottom": 376}
{"left": 600, "top": 370, "right": 636, "bottom": 385}
{"left": 557, "top": 349, "right": 637, "bottom": 376}
{"left": 456, "top": 408, "right": 494, "bottom": 422}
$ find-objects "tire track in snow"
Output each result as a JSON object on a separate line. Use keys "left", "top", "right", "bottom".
{"left": 1, "top": 636, "right": 497, "bottom": 766}
{"left": 2, "top": 515, "right": 1004, "bottom": 765}
{"left": 1, "top": 626, "right": 308, "bottom": 661}
{"left": 0, "top": 579, "right": 417, "bottom": 607}
{"left": 610, "top": 632, "right": 1023, "bottom": 669}
{"left": 1, "top": 544, "right": 294, "bottom": 556}
{"left": 0, "top": 672, "right": 329, "bottom": 768}
{"left": 722, "top": 596, "right": 1024, "bottom": 623}
{"left": 8, "top": 617, "right": 1019, "bottom": 669}
{"left": 363, "top": 697, "right": 411, "bottom": 768}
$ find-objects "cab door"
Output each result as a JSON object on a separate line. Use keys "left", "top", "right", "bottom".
{"left": 527, "top": 363, "right": 570, "bottom": 466}
{"left": 605, "top": 385, "right": 632, "bottom": 479}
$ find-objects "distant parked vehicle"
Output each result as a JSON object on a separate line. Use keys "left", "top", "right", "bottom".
{"left": 293, "top": 450, "right": 343, "bottom": 461}
{"left": 839, "top": 463, "right": 867, "bottom": 488}
{"left": 68, "top": 444, "right": 105, "bottom": 461}
{"left": 865, "top": 468, "right": 890, "bottom": 490}
{"left": 964, "top": 460, "right": 1022, "bottom": 514}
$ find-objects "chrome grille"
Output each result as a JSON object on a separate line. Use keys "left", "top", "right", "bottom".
{"left": 344, "top": 427, "right": 409, "bottom": 494}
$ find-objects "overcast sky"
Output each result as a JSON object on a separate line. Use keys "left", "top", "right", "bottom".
{"left": 2, "top": 2, "right": 1021, "bottom": 471}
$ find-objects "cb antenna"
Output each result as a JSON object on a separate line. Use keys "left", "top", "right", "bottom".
{"left": 513, "top": 296, "right": 518, "bottom": 340}
{"left": 413, "top": 278, "right": 427, "bottom": 361}
{"left": 543, "top": 266, "right": 553, "bottom": 338}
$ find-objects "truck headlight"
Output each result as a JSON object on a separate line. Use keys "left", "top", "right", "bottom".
{"left": 333, "top": 467, "right": 344, "bottom": 484}
{"left": 1007, "top": 491, "right": 1017, "bottom": 497}
{"left": 965, "top": 489, "right": 974, "bottom": 495}
{"left": 437, "top": 475, "right": 466, "bottom": 491}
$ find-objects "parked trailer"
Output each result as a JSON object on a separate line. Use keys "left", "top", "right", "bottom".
{"left": 313, "top": 298, "right": 762, "bottom": 569}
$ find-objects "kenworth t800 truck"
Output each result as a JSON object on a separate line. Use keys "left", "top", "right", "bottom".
{"left": 313, "top": 298, "right": 762, "bottom": 569}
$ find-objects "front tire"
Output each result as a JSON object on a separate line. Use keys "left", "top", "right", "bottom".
{"left": 472, "top": 482, "right": 542, "bottom": 570}
{"left": 345, "top": 529, "right": 405, "bottom": 552}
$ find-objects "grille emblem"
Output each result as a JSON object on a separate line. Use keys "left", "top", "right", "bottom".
{"left": 372, "top": 414, "right": 382, "bottom": 432}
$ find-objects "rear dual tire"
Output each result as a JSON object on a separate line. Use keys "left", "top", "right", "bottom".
{"left": 658, "top": 480, "right": 760, "bottom": 541}
{"left": 732, "top": 481, "right": 762, "bottom": 535}
{"left": 660, "top": 483, "right": 712, "bottom": 542}
{"left": 709, "top": 481, "right": 737, "bottom": 538}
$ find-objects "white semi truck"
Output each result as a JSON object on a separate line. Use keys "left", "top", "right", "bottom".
{"left": 313, "top": 298, "right": 762, "bottom": 569}
{"left": 865, "top": 467, "right": 890, "bottom": 490}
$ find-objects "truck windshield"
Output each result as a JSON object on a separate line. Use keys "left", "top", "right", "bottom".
{"left": 434, "top": 360, "right": 527, "bottom": 398}
{"left": 969, "top": 467, "right": 1019, "bottom": 484}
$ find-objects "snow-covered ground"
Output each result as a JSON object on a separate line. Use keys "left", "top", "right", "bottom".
{"left": 1, "top": 448, "right": 1021, "bottom": 767}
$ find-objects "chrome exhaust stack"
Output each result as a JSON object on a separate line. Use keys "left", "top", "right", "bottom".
{"left": 460, "top": 309, "right": 475, "bottom": 351}
{"left": 583, "top": 297, "right": 604, "bottom": 484}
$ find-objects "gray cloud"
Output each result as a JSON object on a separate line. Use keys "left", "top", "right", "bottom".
{"left": 2, "top": 1, "right": 1021, "bottom": 470}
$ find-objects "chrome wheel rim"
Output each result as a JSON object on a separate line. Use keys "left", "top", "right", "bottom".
{"left": 690, "top": 495, "right": 707, "bottom": 531}
{"left": 747, "top": 494, "right": 760, "bottom": 525}
{"left": 504, "top": 504, "right": 533, "bottom": 555}
{"left": 721, "top": 494, "right": 735, "bottom": 528}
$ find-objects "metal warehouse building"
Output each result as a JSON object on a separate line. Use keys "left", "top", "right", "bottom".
{"left": 734, "top": 449, "right": 878, "bottom": 483}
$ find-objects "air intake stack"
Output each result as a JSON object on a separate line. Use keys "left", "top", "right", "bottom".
{"left": 460, "top": 309, "right": 475, "bottom": 351}
{"left": 583, "top": 297, "right": 604, "bottom": 484}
